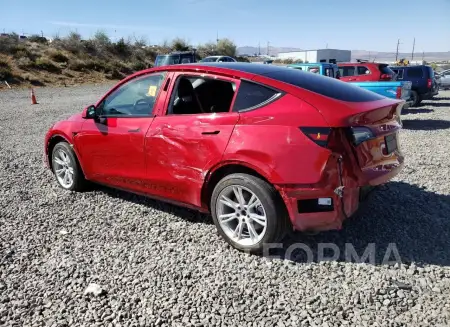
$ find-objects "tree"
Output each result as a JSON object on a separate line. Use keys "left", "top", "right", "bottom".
{"left": 171, "top": 37, "right": 190, "bottom": 51}
{"left": 93, "top": 30, "right": 110, "bottom": 47}
{"left": 197, "top": 42, "right": 217, "bottom": 58}
{"left": 216, "top": 38, "right": 237, "bottom": 57}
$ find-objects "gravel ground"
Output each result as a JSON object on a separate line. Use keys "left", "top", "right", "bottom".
{"left": 0, "top": 85, "right": 449, "bottom": 327}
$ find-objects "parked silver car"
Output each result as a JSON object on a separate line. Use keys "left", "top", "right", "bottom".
{"left": 437, "top": 70, "right": 450, "bottom": 90}
{"left": 199, "top": 56, "right": 237, "bottom": 63}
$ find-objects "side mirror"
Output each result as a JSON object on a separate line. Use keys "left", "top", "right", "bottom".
{"left": 81, "top": 105, "right": 96, "bottom": 119}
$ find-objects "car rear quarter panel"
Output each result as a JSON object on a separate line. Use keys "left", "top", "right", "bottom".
{"left": 222, "top": 93, "right": 332, "bottom": 185}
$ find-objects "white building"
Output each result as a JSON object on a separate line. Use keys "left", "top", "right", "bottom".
{"left": 277, "top": 49, "right": 351, "bottom": 63}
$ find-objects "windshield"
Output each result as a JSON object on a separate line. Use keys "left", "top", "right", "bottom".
{"left": 155, "top": 55, "right": 180, "bottom": 67}
{"left": 200, "top": 57, "right": 218, "bottom": 62}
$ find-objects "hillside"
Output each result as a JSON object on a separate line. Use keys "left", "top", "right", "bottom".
{"left": 0, "top": 32, "right": 241, "bottom": 89}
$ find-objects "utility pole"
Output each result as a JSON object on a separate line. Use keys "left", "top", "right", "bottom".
{"left": 258, "top": 42, "right": 261, "bottom": 56}
{"left": 422, "top": 51, "right": 425, "bottom": 62}
{"left": 411, "top": 37, "right": 415, "bottom": 61}
{"left": 216, "top": 31, "right": 219, "bottom": 45}
{"left": 395, "top": 39, "right": 401, "bottom": 62}
{"left": 41, "top": 30, "right": 44, "bottom": 37}
{"left": 267, "top": 41, "right": 270, "bottom": 56}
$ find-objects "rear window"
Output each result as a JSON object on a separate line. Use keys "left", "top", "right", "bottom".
{"left": 379, "top": 64, "right": 395, "bottom": 75}
{"left": 406, "top": 67, "right": 424, "bottom": 78}
{"left": 426, "top": 67, "right": 434, "bottom": 77}
{"left": 155, "top": 55, "right": 180, "bottom": 67}
{"left": 264, "top": 68, "right": 385, "bottom": 102}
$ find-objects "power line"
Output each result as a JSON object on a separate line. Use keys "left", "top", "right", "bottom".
{"left": 395, "top": 39, "right": 402, "bottom": 61}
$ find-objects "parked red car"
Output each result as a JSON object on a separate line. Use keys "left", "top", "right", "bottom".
{"left": 338, "top": 62, "right": 396, "bottom": 82}
{"left": 44, "top": 63, "right": 405, "bottom": 253}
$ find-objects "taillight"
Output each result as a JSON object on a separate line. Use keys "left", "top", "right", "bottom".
{"left": 349, "top": 127, "right": 375, "bottom": 146}
{"left": 299, "top": 127, "right": 332, "bottom": 148}
{"left": 427, "top": 78, "right": 432, "bottom": 88}
{"left": 396, "top": 86, "right": 402, "bottom": 99}
{"left": 380, "top": 74, "right": 392, "bottom": 80}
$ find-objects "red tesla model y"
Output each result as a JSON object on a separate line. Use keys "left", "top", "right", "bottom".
{"left": 44, "top": 62, "right": 405, "bottom": 253}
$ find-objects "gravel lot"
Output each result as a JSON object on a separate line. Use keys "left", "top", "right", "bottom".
{"left": 1, "top": 85, "right": 449, "bottom": 327}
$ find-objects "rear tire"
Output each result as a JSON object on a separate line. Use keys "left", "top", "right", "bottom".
{"left": 210, "top": 173, "right": 289, "bottom": 254}
{"left": 410, "top": 90, "right": 420, "bottom": 107}
{"left": 51, "top": 142, "right": 88, "bottom": 192}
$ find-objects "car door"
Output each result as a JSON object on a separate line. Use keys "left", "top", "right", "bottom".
{"left": 144, "top": 72, "right": 241, "bottom": 207}
{"left": 74, "top": 71, "right": 170, "bottom": 192}
{"left": 442, "top": 71, "right": 450, "bottom": 88}
{"left": 354, "top": 65, "right": 372, "bottom": 82}
{"left": 338, "top": 65, "right": 357, "bottom": 82}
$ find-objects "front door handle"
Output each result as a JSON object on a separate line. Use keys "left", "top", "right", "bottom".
{"left": 202, "top": 130, "right": 220, "bottom": 135}
{"left": 128, "top": 128, "right": 140, "bottom": 133}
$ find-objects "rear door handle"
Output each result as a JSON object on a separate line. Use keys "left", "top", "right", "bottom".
{"left": 128, "top": 128, "right": 140, "bottom": 133}
{"left": 202, "top": 130, "right": 220, "bottom": 135}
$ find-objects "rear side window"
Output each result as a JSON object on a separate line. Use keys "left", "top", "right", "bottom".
{"left": 339, "top": 66, "right": 356, "bottom": 76}
{"left": 394, "top": 69, "right": 404, "bottom": 79}
{"left": 407, "top": 67, "right": 424, "bottom": 78}
{"left": 325, "top": 68, "right": 334, "bottom": 77}
{"left": 265, "top": 68, "right": 386, "bottom": 102}
{"left": 232, "top": 80, "right": 280, "bottom": 112}
{"left": 357, "top": 66, "right": 370, "bottom": 75}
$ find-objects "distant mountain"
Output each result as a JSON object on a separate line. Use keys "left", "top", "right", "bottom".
{"left": 237, "top": 46, "right": 450, "bottom": 62}
{"left": 237, "top": 46, "right": 302, "bottom": 56}
{"left": 351, "top": 50, "right": 450, "bottom": 62}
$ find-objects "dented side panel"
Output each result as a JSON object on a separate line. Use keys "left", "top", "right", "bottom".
{"left": 144, "top": 113, "right": 240, "bottom": 206}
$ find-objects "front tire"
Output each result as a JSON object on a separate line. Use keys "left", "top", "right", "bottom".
{"left": 51, "top": 142, "right": 87, "bottom": 192}
{"left": 210, "top": 173, "right": 288, "bottom": 253}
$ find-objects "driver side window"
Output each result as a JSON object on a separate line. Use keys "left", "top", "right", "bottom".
{"left": 99, "top": 72, "right": 166, "bottom": 117}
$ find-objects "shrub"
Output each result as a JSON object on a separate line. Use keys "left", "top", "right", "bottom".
{"left": 130, "top": 61, "right": 147, "bottom": 71}
{"left": 0, "top": 59, "right": 12, "bottom": 80}
{"left": 110, "top": 38, "right": 131, "bottom": 57}
{"left": 216, "top": 38, "right": 237, "bottom": 57}
{"left": 235, "top": 56, "right": 250, "bottom": 63}
{"left": 13, "top": 49, "right": 31, "bottom": 59}
{"left": 33, "top": 57, "right": 61, "bottom": 73}
{"left": 277, "top": 58, "right": 294, "bottom": 64}
{"left": 16, "top": 57, "right": 33, "bottom": 69}
{"left": 27, "top": 35, "right": 49, "bottom": 44}
{"left": 107, "top": 69, "right": 124, "bottom": 80}
{"left": 0, "top": 34, "right": 19, "bottom": 54}
{"left": 48, "top": 50, "right": 69, "bottom": 63}
{"left": 56, "top": 32, "right": 84, "bottom": 54}
{"left": 68, "top": 58, "right": 109, "bottom": 72}
{"left": 171, "top": 38, "right": 190, "bottom": 51}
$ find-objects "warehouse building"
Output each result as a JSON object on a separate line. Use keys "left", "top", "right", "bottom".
{"left": 277, "top": 49, "right": 351, "bottom": 63}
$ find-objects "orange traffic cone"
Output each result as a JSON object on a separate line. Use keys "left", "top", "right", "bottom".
{"left": 31, "top": 88, "right": 37, "bottom": 105}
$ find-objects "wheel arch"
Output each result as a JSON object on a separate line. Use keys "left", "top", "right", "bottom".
{"left": 201, "top": 161, "right": 281, "bottom": 210}
{"left": 47, "top": 134, "right": 86, "bottom": 177}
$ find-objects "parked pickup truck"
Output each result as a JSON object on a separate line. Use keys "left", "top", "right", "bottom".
{"left": 287, "top": 63, "right": 413, "bottom": 109}
{"left": 351, "top": 81, "right": 412, "bottom": 108}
